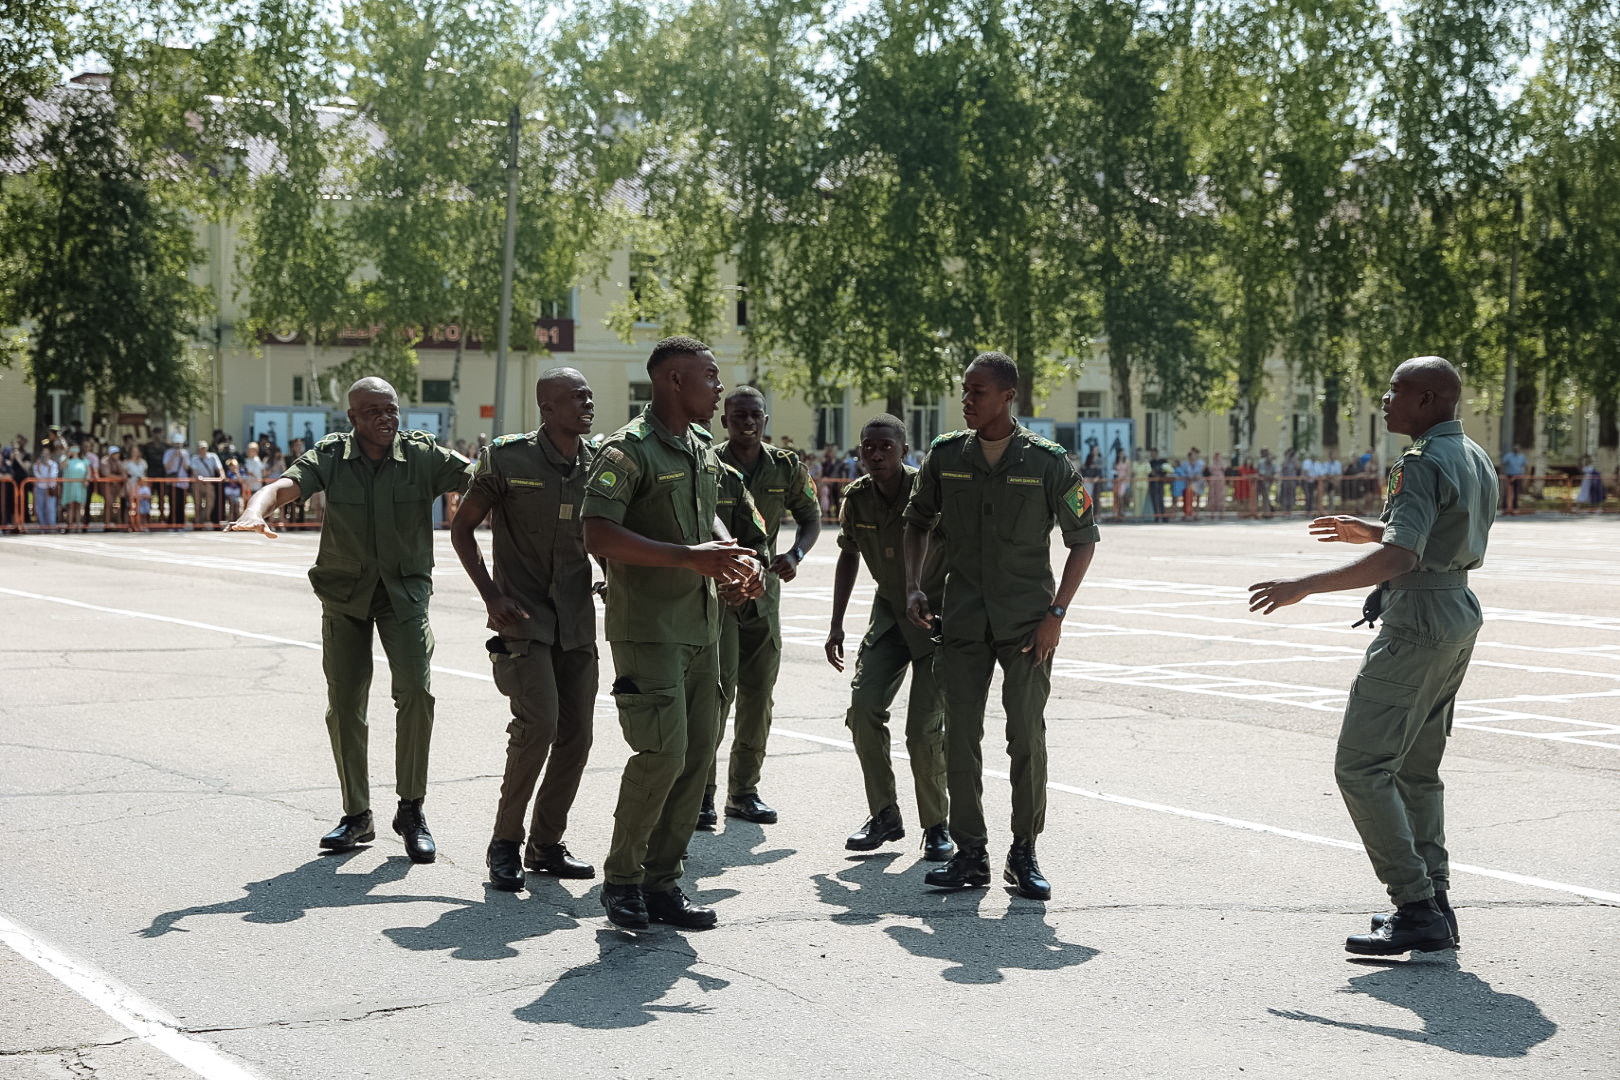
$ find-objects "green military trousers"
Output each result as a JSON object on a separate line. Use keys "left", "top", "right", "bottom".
{"left": 1335, "top": 626, "right": 1475, "bottom": 906}
{"left": 489, "top": 639, "right": 598, "bottom": 862}
{"left": 935, "top": 632, "right": 1052, "bottom": 850}
{"left": 710, "top": 602, "right": 781, "bottom": 798}
{"left": 845, "top": 622, "right": 948, "bottom": 828}
{"left": 604, "top": 640, "right": 721, "bottom": 891}
{"left": 320, "top": 582, "right": 435, "bottom": 816}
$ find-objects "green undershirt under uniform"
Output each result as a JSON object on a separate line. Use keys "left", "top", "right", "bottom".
{"left": 837, "top": 465, "right": 948, "bottom": 828}
{"left": 708, "top": 441, "right": 819, "bottom": 800}
{"left": 583, "top": 407, "right": 727, "bottom": 891}
{"left": 468, "top": 428, "right": 598, "bottom": 863}
{"left": 905, "top": 426, "right": 1100, "bottom": 851}
{"left": 282, "top": 430, "right": 471, "bottom": 815}
{"left": 1337, "top": 418, "right": 1497, "bottom": 906}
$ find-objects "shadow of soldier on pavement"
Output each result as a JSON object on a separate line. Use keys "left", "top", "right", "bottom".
{"left": 382, "top": 877, "right": 587, "bottom": 961}
{"left": 683, "top": 818, "right": 795, "bottom": 908}
{"left": 812, "top": 852, "right": 1100, "bottom": 984}
{"left": 137, "top": 851, "right": 467, "bottom": 937}
{"left": 512, "top": 928, "right": 730, "bottom": 1029}
{"left": 1271, "top": 952, "right": 1557, "bottom": 1056}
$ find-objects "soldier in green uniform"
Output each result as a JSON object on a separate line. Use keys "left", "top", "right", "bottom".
{"left": 1250, "top": 356, "right": 1494, "bottom": 955}
{"left": 699, "top": 386, "right": 821, "bottom": 829}
{"left": 826, "top": 414, "right": 952, "bottom": 860}
{"left": 450, "top": 368, "right": 600, "bottom": 892}
{"left": 903, "top": 353, "right": 1100, "bottom": 900}
{"left": 582, "top": 336, "right": 764, "bottom": 931}
{"left": 229, "top": 377, "right": 471, "bottom": 862}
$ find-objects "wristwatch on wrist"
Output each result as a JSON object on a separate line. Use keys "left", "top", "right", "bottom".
{"left": 790, "top": 545, "right": 806, "bottom": 564}
{"left": 1048, "top": 604, "right": 1067, "bottom": 619}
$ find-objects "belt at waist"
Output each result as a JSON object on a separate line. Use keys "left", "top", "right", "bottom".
{"left": 1389, "top": 569, "right": 1469, "bottom": 591}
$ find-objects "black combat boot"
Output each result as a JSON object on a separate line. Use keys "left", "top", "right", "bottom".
{"left": 725, "top": 792, "right": 778, "bottom": 824}
{"left": 923, "top": 846, "right": 991, "bottom": 890}
{"left": 921, "top": 822, "right": 955, "bottom": 862}
{"left": 487, "top": 839, "right": 524, "bottom": 892}
{"left": 601, "top": 883, "right": 649, "bottom": 930}
{"left": 644, "top": 887, "right": 718, "bottom": 930}
{"left": 1371, "top": 890, "right": 1458, "bottom": 947}
{"left": 392, "top": 798, "right": 436, "bottom": 863}
{"left": 696, "top": 792, "right": 719, "bottom": 831}
{"left": 319, "top": 810, "right": 374, "bottom": 851}
{"left": 1345, "top": 897, "right": 1455, "bottom": 955}
{"left": 1004, "top": 836, "right": 1051, "bottom": 900}
{"left": 846, "top": 806, "right": 905, "bottom": 851}
{"left": 527, "top": 841, "right": 595, "bottom": 879}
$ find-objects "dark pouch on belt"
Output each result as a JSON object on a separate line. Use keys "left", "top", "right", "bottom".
{"left": 1352, "top": 584, "right": 1386, "bottom": 630}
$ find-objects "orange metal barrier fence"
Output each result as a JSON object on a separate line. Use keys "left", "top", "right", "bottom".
{"left": 3, "top": 469, "right": 1611, "bottom": 534}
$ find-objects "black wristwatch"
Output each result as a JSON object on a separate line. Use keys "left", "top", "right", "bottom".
{"left": 790, "top": 545, "right": 806, "bottom": 564}
{"left": 1048, "top": 604, "right": 1066, "bottom": 619}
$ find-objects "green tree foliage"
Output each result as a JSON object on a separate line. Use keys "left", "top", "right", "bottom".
{"left": 8, "top": 88, "right": 208, "bottom": 430}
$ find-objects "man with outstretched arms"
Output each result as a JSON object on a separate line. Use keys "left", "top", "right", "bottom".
{"left": 903, "top": 352, "right": 1100, "bottom": 900}
{"left": 1250, "top": 356, "right": 1495, "bottom": 956}
{"left": 450, "top": 368, "right": 601, "bottom": 893}
{"left": 228, "top": 377, "right": 471, "bottom": 862}
{"left": 700, "top": 386, "right": 821, "bottom": 830}
{"left": 827, "top": 414, "right": 952, "bottom": 861}
{"left": 582, "top": 337, "right": 763, "bottom": 931}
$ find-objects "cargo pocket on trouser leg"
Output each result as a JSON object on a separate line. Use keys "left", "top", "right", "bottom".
{"left": 1338, "top": 673, "right": 1420, "bottom": 759}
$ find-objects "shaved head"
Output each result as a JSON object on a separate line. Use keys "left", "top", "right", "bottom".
{"left": 1395, "top": 356, "right": 1462, "bottom": 409}
{"left": 726, "top": 385, "right": 766, "bottom": 410}
{"left": 347, "top": 376, "right": 397, "bottom": 405}
{"left": 537, "top": 366, "right": 587, "bottom": 402}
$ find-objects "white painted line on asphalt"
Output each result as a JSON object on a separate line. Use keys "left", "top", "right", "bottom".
{"left": 762, "top": 728, "right": 1620, "bottom": 906}
{"left": 10, "top": 585, "right": 1620, "bottom": 907}
{"left": 0, "top": 912, "right": 263, "bottom": 1080}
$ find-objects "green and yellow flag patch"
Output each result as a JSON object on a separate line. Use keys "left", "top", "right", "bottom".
{"left": 803, "top": 476, "right": 817, "bottom": 502}
{"left": 1063, "top": 480, "right": 1090, "bottom": 518}
{"left": 1387, "top": 462, "right": 1404, "bottom": 497}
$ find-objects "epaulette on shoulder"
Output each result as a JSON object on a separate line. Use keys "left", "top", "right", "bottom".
{"left": 720, "top": 461, "right": 744, "bottom": 481}
{"left": 691, "top": 425, "right": 714, "bottom": 442}
{"left": 1403, "top": 437, "right": 1428, "bottom": 457}
{"left": 492, "top": 433, "right": 525, "bottom": 448}
{"left": 1024, "top": 431, "right": 1069, "bottom": 457}
{"left": 315, "top": 433, "right": 345, "bottom": 452}
{"left": 930, "top": 429, "right": 972, "bottom": 449}
{"left": 845, "top": 473, "right": 871, "bottom": 496}
{"left": 621, "top": 418, "right": 651, "bottom": 441}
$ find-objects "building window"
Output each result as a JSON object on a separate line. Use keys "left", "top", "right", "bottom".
{"left": 736, "top": 282, "right": 748, "bottom": 327}
{"left": 293, "top": 375, "right": 305, "bottom": 404}
{"left": 628, "top": 381, "right": 654, "bottom": 422}
{"left": 629, "top": 252, "right": 658, "bottom": 309}
{"left": 1077, "top": 390, "right": 1103, "bottom": 419}
{"left": 816, "top": 403, "right": 846, "bottom": 451}
{"left": 421, "top": 379, "right": 452, "bottom": 404}
{"left": 907, "top": 393, "right": 942, "bottom": 448}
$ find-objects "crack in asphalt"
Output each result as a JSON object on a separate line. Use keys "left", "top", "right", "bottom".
{"left": 0, "top": 1036, "right": 138, "bottom": 1057}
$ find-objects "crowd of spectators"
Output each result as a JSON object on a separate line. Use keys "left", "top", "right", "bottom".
{"left": 0, "top": 424, "right": 317, "bottom": 532}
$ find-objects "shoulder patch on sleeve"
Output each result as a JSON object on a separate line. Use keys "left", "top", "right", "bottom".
{"left": 599, "top": 444, "right": 640, "bottom": 474}
{"left": 930, "top": 429, "right": 972, "bottom": 449}
{"left": 1063, "top": 479, "right": 1091, "bottom": 517}
{"left": 1387, "top": 462, "right": 1405, "bottom": 496}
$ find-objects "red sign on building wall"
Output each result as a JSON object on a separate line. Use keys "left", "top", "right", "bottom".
{"left": 258, "top": 319, "right": 575, "bottom": 353}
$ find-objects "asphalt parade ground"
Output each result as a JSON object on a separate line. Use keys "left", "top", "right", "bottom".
{"left": 2, "top": 518, "right": 1617, "bottom": 1079}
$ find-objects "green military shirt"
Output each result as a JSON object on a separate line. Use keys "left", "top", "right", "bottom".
{"left": 465, "top": 427, "right": 596, "bottom": 650}
{"left": 715, "top": 440, "right": 819, "bottom": 618}
{"left": 905, "top": 425, "right": 1101, "bottom": 642}
{"left": 838, "top": 466, "right": 946, "bottom": 660}
{"left": 1378, "top": 419, "right": 1497, "bottom": 641}
{"left": 582, "top": 406, "right": 724, "bottom": 646}
{"left": 283, "top": 430, "right": 471, "bottom": 619}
